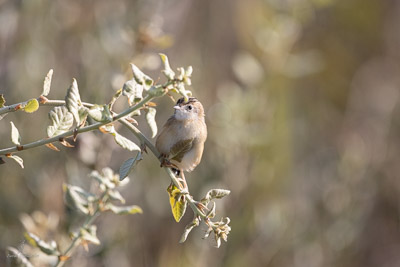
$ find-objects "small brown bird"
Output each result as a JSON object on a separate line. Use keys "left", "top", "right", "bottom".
{"left": 156, "top": 97, "right": 207, "bottom": 187}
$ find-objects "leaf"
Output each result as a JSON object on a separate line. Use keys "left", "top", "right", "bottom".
{"left": 58, "top": 255, "right": 70, "bottom": 262}
{"left": 109, "top": 88, "right": 122, "bottom": 109}
{"left": 146, "top": 101, "right": 157, "bottom": 107}
{"left": 63, "top": 184, "right": 90, "bottom": 214}
{"left": 42, "top": 69, "right": 53, "bottom": 96}
{"left": 177, "top": 83, "right": 192, "bottom": 103}
{"left": 119, "top": 152, "right": 142, "bottom": 181}
{"left": 167, "top": 183, "right": 187, "bottom": 222}
{"left": 99, "top": 124, "right": 113, "bottom": 134}
{"left": 65, "top": 78, "right": 82, "bottom": 124}
{"left": 6, "top": 247, "right": 34, "bottom": 267}
{"left": 113, "top": 132, "right": 141, "bottom": 151}
{"left": 108, "top": 189, "right": 125, "bottom": 204}
{"left": 23, "top": 99, "right": 39, "bottom": 113}
{"left": 88, "top": 104, "right": 112, "bottom": 122}
{"left": 206, "top": 202, "right": 216, "bottom": 219}
{"left": 177, "top": 67, "right": 185, "bottom": 80}
{"left": 100, "top": 123, "right": 140, "bottom": 152}
{"left": 78, "top": 106, "right": 89, "bottom": 126}
{"left": 145, "top": 107, "right": 157, "bottom": 138}
{"left": 179, "top": 217, "right": 200, "bottom": 243}
{"left": 7, "top": 154, "right": 24, "bottom": 168}
{"left": 122, "top": 79, "right": 144, "bottom": 104}
{"left": 24, "top": 232, "right": 59, "bottom": 255}
{"left": 71, "top": 185, "right": 96, "bottom": 202}
{"left": 159, "top": 53, "right": 175, "bottom": 80}
{"left": 185, "top": 66, "right": 193, "bottom": 85}
{"left": 47, "top": 106, "right": 74, "bottom": 137}
{"left": 45, "top": 143, "right": 60, "bottom": 151}
{"left": 130, "top": 63, "right": 153, "bottom": 89}
{"left": 10, "top": 121, "right": 21, "bottom": 145}
{"left": 59, "top": 138, "right": 74, "bottom": 147}
{"left": 216, "top": 236, "right": 221, "bottom": 248}
{"left": 89, "top": 169, "right": 116, "bottom": 189}
{"left": 80, "top": 226, "right": 100, "bottom": 245}
{"left": 107, "top": 204, "right": 143, "bottom": 215}
{"left": 201, "top": 189, "right": 231, "bottom": 205}
{"left": 0, "top": 94, "right": 5, "bottom": 108}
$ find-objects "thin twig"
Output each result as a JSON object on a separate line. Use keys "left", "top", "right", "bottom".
{"left": 0, "top": 95, "right": 153, "bottom": 155}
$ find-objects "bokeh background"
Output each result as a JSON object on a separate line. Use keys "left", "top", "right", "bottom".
{"left": 1, "top": 0, "right": 400, "bottom": 266}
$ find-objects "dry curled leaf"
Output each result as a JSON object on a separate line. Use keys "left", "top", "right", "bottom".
{"left": 45, "top": 143, "right": 60, "bottom": 151}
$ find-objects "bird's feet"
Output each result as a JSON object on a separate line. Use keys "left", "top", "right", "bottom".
{"left": 159, "top": 154, "right": 178, "bottom": 169}
{"left": 159, "top": 155, "right": 188, "bottom": 191}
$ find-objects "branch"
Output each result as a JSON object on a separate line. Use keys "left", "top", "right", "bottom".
{"left": 0, "top": 95, "right": 153, "bottom": 155}
{"left": 2, "top": 56, "right": 231, "bottom": 254}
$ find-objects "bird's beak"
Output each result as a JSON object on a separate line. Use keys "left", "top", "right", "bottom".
{"left": 173, "top": 105, "right": 181, "bottom": 110}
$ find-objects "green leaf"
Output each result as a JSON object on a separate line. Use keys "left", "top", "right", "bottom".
{"left": 78, "top": 106, "right": 89, "bottom": 126}
{"left": 42, "top": 69, "right": 53, "bottom": 96}
{"left": 6, "top": 247, "right": 34, "bottom": 267}
{"left": 167, "top": 183, "right": 187, "bottom": 222}
{"left": 7, "top": 154, "right": 24, "bottom": 168}
{"left": 107, "top": 204, "right": 143, "bottom": 215}
{"left": 0, "top": 94, "right": 5, "bottom": 108}
{"left": 24, "top": 232, "right": 59, "bottom": 255}
{"left": 47, "top": 106, "right": 74, "bottom": 137}
{"left": 23, "top": 99, "right": 39, "bottom": 113}
{"left": 113, "top": 132, "right": 141, "bottom": 151}
{"left": 63, "top": 184, "right": 90, "bottom": 214}
{"left": 201, "top": 189, "right": 231, "bottom": 205}
{"left": 65, "top": 78, "right": 82, "bottom": 124}
{"left": 159, "top": 53, "right": 175, "bottom": 80}
{"left": 80, "top": 226, "right": 100, "bottom": 245}
{"left": 101, "top": 124, "right": 141, "bottom": 152}
{"left": 122, "top": 79, "right": 144, "bottom": 104}
{"left": 119, "top": 152, "right": 142, "bottom": 181}
{"left": 10, "top": 121, "right": 21, "bottom": 145}
{"left": 130, "top": 63, "right": 153, "bottom": 89}
{"left": 109, "top": 88, "right": 122, "bottom": 109}
{"left": 179, "top": 217, "right": 200, "bottom": 243}
{"left": 145, "top": 107, "right": 157, "bottom": 138}
{"left": 88, "top": 105, "right": 112, "bottom": 122}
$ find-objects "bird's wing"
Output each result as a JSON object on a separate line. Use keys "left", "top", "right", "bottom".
{"left": 170, "top": 138, "right": 194, "bottom": 162}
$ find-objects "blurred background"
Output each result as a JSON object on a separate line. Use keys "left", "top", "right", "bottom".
{"left": 1, "top": 0, "right": 400, "bottom": 266}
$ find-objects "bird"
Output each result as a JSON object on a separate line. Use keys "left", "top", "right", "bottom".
{"left": 155, "top": 97, "right": 207, "bottom": 188}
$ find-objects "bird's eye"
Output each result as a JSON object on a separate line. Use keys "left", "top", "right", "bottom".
{"left": 187, "top": 105, "right": 193, "bottom": 111}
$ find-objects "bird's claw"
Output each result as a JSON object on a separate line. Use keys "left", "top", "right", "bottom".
{"left": 159, "top": 154, "right": 178, "bottom": 169}
{"left": 140, "top": 143, "right": 147, "bottom": 153}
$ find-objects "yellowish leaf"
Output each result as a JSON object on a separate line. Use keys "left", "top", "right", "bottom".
{"left": 167, "top": 183, "right": 187, "bottom": 222}
{"left": 0, "top": 94, "right": 5, "bottom": 108}
{"left": 58, "top": 255, "right": 70, "bottom": 262}
{"left": 24, "top": 99, "right": 39, "bottom": 113}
